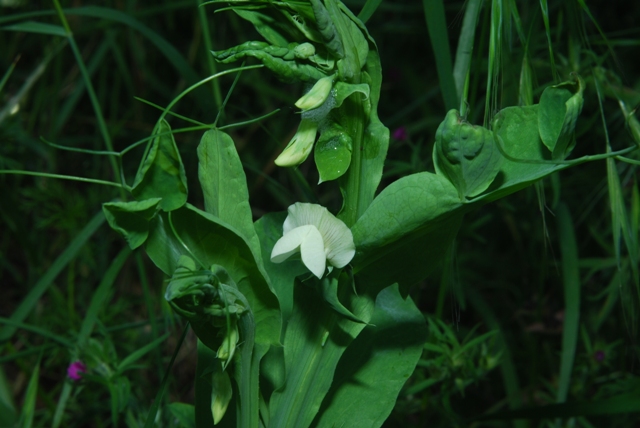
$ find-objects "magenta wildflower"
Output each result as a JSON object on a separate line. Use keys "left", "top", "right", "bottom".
{"left": 392, "top": 126, "right": 408, "bottom": 141}
{"left": 594, "top": 350, "right": 605, "bottom": 362}
{"left": 67, "top": 361, "right": 86, "bottom": 381}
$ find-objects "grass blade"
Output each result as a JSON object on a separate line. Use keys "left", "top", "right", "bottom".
{"left": 422, "top": 0, "right": 458, "bottom": 110}
{"left": 453, "top": 0, "right": 482, "bottom": 104}
{"left": 18, "top": 357, "right": 40, "bottom": 428}
{"left": 0, "top": 211, "right": 105, "bottom": 344}
{"left": 77, "top": 247, "right": 131, "bottom": 348}
{"left": 357, "top": 0, "right": 383, "bottom": 23}
{"left": 555, "top": 203, "right": 580, "bottom": 403}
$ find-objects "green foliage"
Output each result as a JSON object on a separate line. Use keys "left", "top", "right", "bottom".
{"left": 2, "top": 0, "right": 640, "bottom": 427}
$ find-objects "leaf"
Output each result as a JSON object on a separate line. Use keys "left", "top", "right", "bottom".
{"left": 2, "top": 21, "right": 67, "bottom": 37}
{"left": 481, "top": 105, "right": 564, "bottom": 202}
{"left": 212, "top": 41, "right": 326, "bottom": 83}
{"left": 309, "top": 0, "right": 345, "bottom": 59}
{"left": 131, "top": 120, "right": 188, "bottom": 212}
{"left": 319, "top": 273, "right": 367, "bottom": 324}
{"left": 313, "top": 284, "right": 427, "bottom": 428}
{"left": 351, "top": 172, "right": 463, "bottom": 289}
{"left": 102, "top": 198, "right": 162, "bottom": 249}
{"left": 332, "top": 81, "right": 370, "bottom": 109}
{"left": 433, "top": 109, "right": 503, "bottom": 199}
{"left": 314, "top": 122, "right": 353, "bottom": 183}
{"left": 538, "top": 75, "right": 584, "bottom": 159}
{"left": 233, "top": 9, "right": 296, "bottom": 47}
{"left": 198, "top": 129, "right": 262, "bottom": 258}
{"left": 145, "top": 204, "right": 280, "bottom": 347}
{"left": 167, "top": 403, "right": 196, "bottom": 428}
{"left": 268, "top": 282, "right": 375, "bottom": 428}
{"left": 254, "top": 212, "right": 308, "bottom": 325}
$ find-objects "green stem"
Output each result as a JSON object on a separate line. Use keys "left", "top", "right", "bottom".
{"left": 339, "top": 95, "right": 367, "bottom": 227}
{"left": 0, "top": 170, "right": 126, "bottom": 188}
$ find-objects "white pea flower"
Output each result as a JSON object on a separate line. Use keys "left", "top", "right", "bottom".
{"left": 271, "top": 203, "right": 355, "bottom": 279}
{"left": 274, "top": 119, "right": 318, "bottom": 167}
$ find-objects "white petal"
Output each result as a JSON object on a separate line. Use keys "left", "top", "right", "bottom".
{"left": 281, "top": 202, "right": 356, "bottom": 269}
{"left": 283, "top": 202, "right": 326, "bottom": 234}
{"left": 271, "top": 225, "right": 314, "bottom": 263}
{"left": 298, "top": 226, "right": 326, "bottom": 279}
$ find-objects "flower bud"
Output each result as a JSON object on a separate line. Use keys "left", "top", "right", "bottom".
{"left": 295, "top": 75, "right": 334, "bottom": 111}
{"left": 275, "top": 119, "right": 318, "bottom": 167}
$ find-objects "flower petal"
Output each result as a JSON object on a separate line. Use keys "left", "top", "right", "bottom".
{"left": 271, "top": 224, "right": 326, "bottom": 278}
{"left": 281, "top": 203, "right": 355, "bottom": 270}
{"left": 274, "top": 119, "right": 318, "bottom": 167}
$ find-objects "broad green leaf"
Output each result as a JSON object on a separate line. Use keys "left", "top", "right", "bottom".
{"left": 314, "top": 122, "right": 352, "bottom": 183}
{"left": 351, "top": 172, "right": 463, "bottom": 289}
{"left": 131, "top": 120, "right": 188, "bottom": 212}
{"left": 102, "top": 198, "right": 161, "bottom": 249}
{"left": 144, "top": 204, "right": 280, "bottom": 347}
{"left": 433, "top": 109, "right": 503, "bottom": 199}
{"left": 198, "top": 129, "right": 262, "bottom": 258}
{"left": 254, "top": 212, "right": 307, "bottom": 325}
{"left": 313, "top": 284, "right": 427, "bottom": 428}
{"left": 480, "top": 105, "right": 564, "bottom": 202}
{"left": 195, "top": 341, "right": 219, "bottom": 428}
{"left": 538, "top": 76, "right": 584, "bottom": 159}
{"left": 268, "top": 282, "right": 375, "bottom": 428}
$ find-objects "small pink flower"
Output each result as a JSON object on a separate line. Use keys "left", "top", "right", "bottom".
{"left": 392, "top": 127, "right": 408, "bottom": 141}
{"left": 67, "top": 361, "right": 86, "bottom": 381}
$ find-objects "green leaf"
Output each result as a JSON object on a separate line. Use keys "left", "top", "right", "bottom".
{"left": 538, "top": 76, "right": 584, "bottom": 159}
{"left": 2, "top": 21, "right": 67, "bottom": 37}
{"left": 233, "top": 9, "right": 296, "bottom": 47}
{"left": 351, "top": 172, "right": 463, "bottom": 289}
{"left": 131, "top": 120, "right": 188, "bottom": 212}
{"left": 145, "top": 204, "right": 280, "bottom": 347}
{"left": 319, "top": 273, "right": 367, "bottom": 324}
{"left": 314, "top": 122, "right": 352, "bottom": 183}
{"left": 198, "top": 129, "right": 262, "bottom": 258}
{"left": 166, "top": 403, "right": 196, "bottom": 428}
{"left": 102, "top": 198, "right": 162, "bottom": 249}
{"left": 481, "top": 105, "right": 563, "bottom": 202}
{"left": 556, "top": 203, "right": 580, "bottom": 404}
{"left": 313, "top": 284, "right": 427, "bottom": 428}
{"left": 268, "top": 282, "right": 375, "bottom": 428}
{"left": 433, "top": 109, "right": 503, "bottom": 199}
{"left": 310, "top": 0, "right": 345, "bottom": 59}
{"left": 212, "top": 41, "right": 326, "bottom": 83}
{"left": 18, "top": 357, "right": 39, "bottom": 428}
{"left": 332, "top": 81, "right": 369, "bottom": 109}
{"left": 254, "top": 212, "right": 307, "bottom": 325}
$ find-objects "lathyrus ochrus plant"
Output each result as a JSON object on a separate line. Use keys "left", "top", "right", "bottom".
{"left": 96, "top": 1, "right": 637, "bottom": 427}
